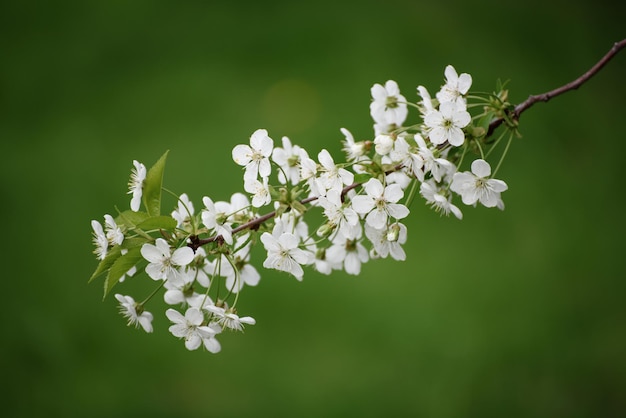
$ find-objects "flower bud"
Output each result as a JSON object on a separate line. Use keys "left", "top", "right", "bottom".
{"left": 374, "top": 134, "right": 394, "bottom": 155}
{"left": 386, "top": 223, "right": 401, "bottom": 242}
{"left": 316, "top": 222, "right": 335, "bottom": 238}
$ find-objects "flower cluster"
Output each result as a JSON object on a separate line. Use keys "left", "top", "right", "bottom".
{"left": 89, "top": 64, "right": 516, "bottom": 353}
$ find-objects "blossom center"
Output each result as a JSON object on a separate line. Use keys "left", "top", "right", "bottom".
{"left": 385, "top": 96, "right": 399, "bottom": 109}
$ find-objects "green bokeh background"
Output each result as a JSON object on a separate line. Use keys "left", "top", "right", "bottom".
{"left": 2, "top": 1, "right": 625, "bottom": 417}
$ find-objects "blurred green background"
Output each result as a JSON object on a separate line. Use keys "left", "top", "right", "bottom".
{"left": 2, "top": 0, "right": 625, "bottom": 417}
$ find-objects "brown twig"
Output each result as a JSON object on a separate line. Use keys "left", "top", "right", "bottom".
{"left": 487, "top": 38, "right": 626, "bottom": 136}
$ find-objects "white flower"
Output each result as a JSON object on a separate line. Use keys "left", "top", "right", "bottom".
{"left": 370, "top": 80, "right": 408, "bottom": 126}
{"left": 325, "top": 233, "right": 369, "bottom": 276}
{"left": 272, "top": 136, "right": 302, "bottom": 185}
{"left": 299, "top": 148, "right": 318, "bottom": 182}
{"left": 424, "top": 101, "right": 471, "bottom": 147}
{"left": 205, "top": 305, "right": 256, "bottom": 332}
{"left": 115, "top": 294, "right": 153, "bottom": 333}
{"left": 417, "top": 85, "right": 435, "bottom": 116}
{"left": 128, "top": 160, "right": 146, "bottom": 212}
{"left": 260, "top": 232, "right": 311, "bottom": 280}
{"left": 166, "top": 308, "right": 217, "bottom": 351}
{"left": 91, "top": 219, "right": 108, "bottom": 260}
{"left": 201, "top": 196, "right": 233, "bottom": 245}
{"left": 141, "top": 238, "right": 195, "bottom": 282}
{"left": 389, "top": 136, "right": 425, "bottom": 181}
{"left": 171, "top": 193, "right": 195, "bottom": 229}
{"left": 316, "top": 149, "right": 354, "bottom": 194}
{"left": 450, "top": 159, "right": 508, "bottom": 208}
{"left": 244, "top": 176, "right": 271, "bottom": 208}
{"left": 351, "top": 178, "right": 410, "bottom": 229}
{"left": 374, "top": 134, "right": 394, "bottom": 156}
{"left": 420, "top": 179, "right": 463, "bottom": 219}
{"left": 226, "top": 237, "right": 261, "bottom": 293}
{"left": 414, "top": 134, "right": 455, "bottom": 182}
{"left": 436, "top": 65, "right": 472, "bottom": 105}
{"left": 310, "top": 247, "right": 341, "bottom": 275}
{"left": 104, "top": 214, "right": 124, "bottom": 246}
{"left": 365, "top": 222, "right": 408, "bottom": 261}
{"left": 317, "top": 189, "right": 360, "bottom": 240}
{"left": 340, "top": 128, "right": 368, "bottom": 162}
{"left": 231, "top": 129, "right": 274, "bottom": 181}
{"left": 206, "top": 237, "right": 261, "bottom": 294}
{"left": 163, "top": 268, "right": 208, "bottom": 306}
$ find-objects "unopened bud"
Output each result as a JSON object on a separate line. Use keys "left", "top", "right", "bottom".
{"left": 316, "top": 223, "right": 335, "bottom": 238}
{"left": 374, "top": 134, "right": 394, "bottom": 155}
{"left": 386, "top": 223, "right": 401, "bottom": 242}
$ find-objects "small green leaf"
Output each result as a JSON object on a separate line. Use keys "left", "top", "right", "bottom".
{"left": 121, "top": 237, "right": 150, "bottom": 250}
{"left": 142, "top": 150, "right": 169, "bottom": 217}
{"left": 103, "top": 246, "right": 143, "bottom": 299}
{"left": 136, "top": 215, "right": 177, "bottom": 231}
{"left": 477, "top": 112, "right": 495, "bottom": 132}
{"left": 88, "top": 245, "right": 122, "bottom": 283}
{"left": 116, "top": 210, "right": 150, "bottom": 229}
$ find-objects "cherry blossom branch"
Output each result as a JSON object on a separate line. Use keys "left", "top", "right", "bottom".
{"left": 188, "top": 40, "right": 626, "bottom": 252}
{"left": 487, "top": 38, "right": 626, "bottom": 136}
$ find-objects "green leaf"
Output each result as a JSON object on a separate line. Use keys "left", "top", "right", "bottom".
{"left": 142, "top": 150, "right": 169, "bottom": 217}
{"left": 103, "top": 246, "right": 143, "bottom": 299}
{"left": 88, "top": 245, "right": 122, "bottom": 283}
{"left": 115, "top": 210, "right": 150, "bottom": 229}
{"left": 476, "top": 112, "right": 495, "bottom": 132}
{"left": 136, "top": 215, "right": 177, "bottom": 231}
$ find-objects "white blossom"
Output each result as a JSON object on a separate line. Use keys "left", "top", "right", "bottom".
{"left": 414, "top": 134, "right": 456, "bottom": 182}
{"left": 317, "top": 189, "right": 360, "bottom": 240}
{"left": 365, "top": 222, "right": 408, "bottom": 261}
{"left": 166, "top": 308, "right": 217, "bottom": 351}
{"left": 325, "top": 230, "right": 369, "bottom": 275}
{"left": 201, "top": 196, "right": 233, "bottom": 245}
{"left": 417, "top": 85, "right": 435, "bottom": 116}
{"left": 91, "top": 219, "right": 108, "bottom": 260}
{"left": 205, "top": 305, "right": 256, "bottom": 332}
{"left": 103, "top": 214, "right": 124, "bottom": 246}
{"left": 232, "top": 128, "right": 274, "bottom": 181}
{"left": 115, "top": 294, "right": 153, "bottom": 333}
{"left": 351, "top": 178, "right": 410, "bottom": 229}
{"left": 450, "top": 159, "right": 508, "bottom": 208}
{"left": 340, "top": 128, "right": 368, "bottom": 162}
{"left": 128, "top": 160, "right": 146, "bottom": 212}
{"left": 316, "top": 149, "right": 354, "bottom": 195}
{"left": 374, "top": 134, "right": 394, "bottom": 156}
{"left": 260, "top": 232, "right": 311, "bottom": 280}
{"left": 141, "top": 238, "right": 195, "bottom": 283}
{"left": 244, "top": 176, "right": 271, "bottom": 208}
{"left": 436, "top": 65, "right": 472, "bottom": 105}
{"left": 272, "top": 136, "right": 301, "bottom": 185}
{"left": 389, "top": 136, "right": 425, "bottom": 181}
{"left": 163, "top": 268, "right": 207, "bottom": 306}
{"left": 424, "top": 101, "right": 471, "bottom": 147}
{"left": 370, "top": 80, "right": 408, "bottom": 126}
{"left": 420, "top": 179, "right": 463, "bottom": 219}
{"left": 171, "top": 193, "right": 195, "bottom": 229}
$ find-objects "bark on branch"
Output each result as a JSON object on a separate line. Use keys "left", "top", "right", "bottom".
{"left": 487, "top": 39, "right": 626, "bottom": 136}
